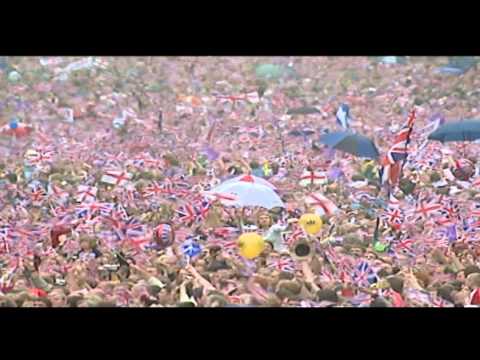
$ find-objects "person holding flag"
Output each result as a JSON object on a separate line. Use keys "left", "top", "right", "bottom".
{"left": 379, "top": 109, "right": 416, "bottom": 195}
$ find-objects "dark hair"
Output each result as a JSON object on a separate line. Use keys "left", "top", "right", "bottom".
{"left": 387, "top": 276, "right": 404, "bottom": 294}
{"left": 449, "top": 280, "right": 463, "bottom": 292}
{"left": 96, "top": 301, "right": 117, "bottom": 307}
{"left": 0, "top": 297, "right": 17, "bottom": 307}
{"left": 278, "top": 271, "right": 295, "bottom": 280}
{"left": 67, "top": 295, "right": 83, "bottom": 308}
{"left": 316, "top": 289, "right": 338, "bottom": 303}
{"left": 177, "top": 301, "right": 196, "bottom": 307}
{"left": 377, "top": 268, "right": 391, "bottom": 278}
{"left": 370, "top": 297, "right": 389, "bottom": 307}
{"left": 391, "top": 266, "right": 401, "bottom": 274}
{"left": 147, "top": 285, "right": 163, "bottom": 296}
{"left": 464, "top": 265, "right": 480, "bottom": 277}
{"left": 437, "top": 285, "right": 455, "bottom": 303}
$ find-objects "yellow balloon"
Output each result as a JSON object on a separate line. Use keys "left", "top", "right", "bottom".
{"left": 237, "top": 232, "right": 265, "bottom": 259}
{"left": 299, "top": 213, "right": 323, "bottom": 235}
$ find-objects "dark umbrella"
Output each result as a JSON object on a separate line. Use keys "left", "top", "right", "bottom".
{"left": 288, "top": 128, "right": 315, "bottom": 137}
{"left": 428, "top": 119, "right": 480, "bottom": 142}
{"left": 319, "top": 131, "right": 380, "bottom": 160}
{"left": 436, "top": 56, "right": 478, "bottom": 75}
{"left": 286, "top": 107, "right": 321, "bottom": 115}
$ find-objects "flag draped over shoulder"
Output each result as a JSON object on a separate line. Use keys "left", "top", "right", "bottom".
{"left": 380, "top": 109, "right": 416, "bottom": 187}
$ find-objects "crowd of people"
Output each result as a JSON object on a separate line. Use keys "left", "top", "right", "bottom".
{"left": 1, "top": 56, "right": 480, "bottom": 307}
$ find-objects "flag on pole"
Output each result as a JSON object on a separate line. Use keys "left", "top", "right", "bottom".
{"left": 380, "top": 109, "right": 416, "bottom": 187}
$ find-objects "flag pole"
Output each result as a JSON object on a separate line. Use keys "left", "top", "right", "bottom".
{"left": 399, "top": 109, "right": 416, "bottom": 182}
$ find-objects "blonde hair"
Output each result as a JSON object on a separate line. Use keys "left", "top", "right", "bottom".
{"left": 466, "top": 273, "right": 480, "bottom": 289}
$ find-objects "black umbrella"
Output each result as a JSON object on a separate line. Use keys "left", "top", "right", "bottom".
{"left": 288, "top": 128, "right": 316, "bottom": 137}
{"left": 428, "top": 119, "right": 480, "bottom": 143}
{"left": 319, "top": 131, "right": 380, "bottom": 160}
{"left": 286, "top": 107, "right": 321, "bottom": 115}
{"left": 436, "top": 56, "right": 478, "bottom": 75}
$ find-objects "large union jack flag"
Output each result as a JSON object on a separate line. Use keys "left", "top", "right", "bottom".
{"left": 352, "top": 261, "right": 378, "bottom": 287}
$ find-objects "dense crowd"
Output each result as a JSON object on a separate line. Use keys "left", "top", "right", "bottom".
{"left": 1, "top": 56, "right": 480, "bottom": 307}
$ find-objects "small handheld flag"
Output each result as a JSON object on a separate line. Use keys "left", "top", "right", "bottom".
{"left": 182, "top": 238, "right": 202, "bottom": 259}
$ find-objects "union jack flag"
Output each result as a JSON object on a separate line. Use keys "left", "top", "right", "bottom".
{"left": 284, "top": 225, "right": 305, "bottom": 247}
{"left": 352, "top": 261, "right": 378, "bottom": 287}
{"left": 379, "top": 160, "right": 401, "bottom": 187}
{"left": 384, "top": 208, "right": 403, "bottom": 229}
{"left": 98, "top": 231, "right": 122, "bottom": 248}
{"left": 352, "top": 191, "right": 377, "bottom": 204}
{"left": 404, "top": 288, "right": 431, "bottom": 306}
{"left": 75, "top": 201, "right": 106, "bottom": 219}
{"left": 103, "top": 152, "right": 126, "bottom": 166}
{"left": 323, "top": 245, "right": 341, "bottom": 266}
{"left": 267, "top": 256, "right": 296, "bottom": 273}
{"left": 440, "top": 199, "right": 460, "bottom": 221}
{"left": 393, "top": 238, "right": 416, "bottom": 256}
{"left": 194, "top": 199, "right": 211, "bottom": 221}
{"left": 464, "top": 218, "right": 480, "bottom": 234}
{"left": 430, "top": 294, "right": 454, "bottom": 308}
{"left": 215, "top": 91, "right": 260, "bottom": 106}
{"left": 99, "top": 203, "right": 115, "bottom": 217}
{"left": 75, "top": 206, "right": 89, "bottom": 219}
{"left": 213, "top": 227, "right": 239, "bottom": 239}
{"left": 75, "top": 219, "right": 99, "bottom": 235}
{"left": 128, "top": 236, "right": 151, "bottom": 252}
{"left": 28, "top": 148, "right": 56, "bottom": 165}
{"left": 414, "top": 197, "right": 444, "bottom": 220}
{"left": 386, "top": 109, "right": 416, "bottom": 164}
{"left": 176, "top": 203, "right": 199, "bottom": 225}
{"left": 434, "top": 211, "right": 456, "bottom": 227}
{"left": 29, "top": 185, "right": 47, "bottom": 204}
{"left": 429, "top": 235, "right": 450, "bottom": 248}
{"left": 112, "top": 203, "right": 129, "bottom": 221}
{"left": 0, "top": 266, "right": 18, "bottom": 294}
{"left": 49, "top": 204, "right": 71, "bottom": 220}
{"left": 143, "top": 182, "right": 164, "bottom": 198}
{"left": 350, "top": 292, "right": 372, "bottom": 307}
{"left": 48, "top": 183, "right": 69, "bottom": 204}
{"left": 123, "top": 218, "right": 146, "bottom": 239}
{"left": 208, "top": 237, "right": 237, "bottom": 251}
{"left": 380, "top": 109, "right": 416, "bottom": 186}
{"left": 319, "top": 268, "right": 336, "bottom": 283}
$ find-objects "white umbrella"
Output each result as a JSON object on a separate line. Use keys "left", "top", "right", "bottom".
{"left": 211, "top": 175, "right": 284, "bottom": 209}
{"left": 215, "top": 174, "right": 277, "bottom": 191}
